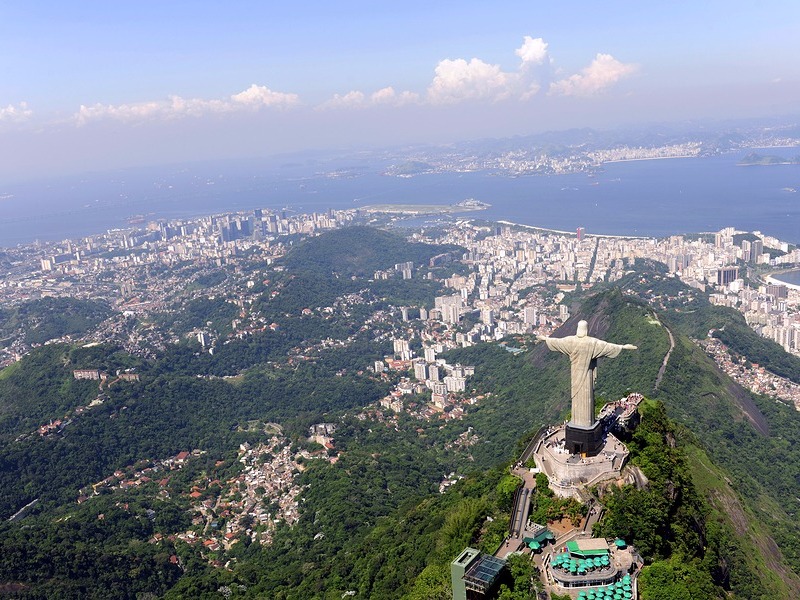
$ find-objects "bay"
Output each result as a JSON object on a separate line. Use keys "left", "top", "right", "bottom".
{"left": 771, "top": 270, "right": 800, "bottom": 287}
{"left": 0, "top": 149, "right": 798, "bottom": 247}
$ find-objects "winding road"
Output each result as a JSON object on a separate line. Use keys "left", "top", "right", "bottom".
{"left": 653, "top": 319, "right": 675, "bottom": 392}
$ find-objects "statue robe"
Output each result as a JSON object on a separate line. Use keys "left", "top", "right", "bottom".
{"left": 545, "top": 335, "right": 625, "bottom": 428}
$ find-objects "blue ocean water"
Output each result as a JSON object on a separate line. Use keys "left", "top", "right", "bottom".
{"left": 0, "top": 150, "right": 798, "bottom": 247}
{"left": 772, "top": 270, "right": 800, "bottom": 286}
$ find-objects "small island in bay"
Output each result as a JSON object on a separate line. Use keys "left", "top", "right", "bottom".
{"left": 738, "top": 151, "right": 800, "bottom": 166}
{"left": 383, "top": 160, "right": 436, "bottom": 177}
{"left": 360, "top": 198, "right": 490, "bottom": 215}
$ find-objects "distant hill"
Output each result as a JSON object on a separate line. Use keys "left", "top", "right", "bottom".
{"left": 738, "top": 151, "right": 800, "bottom": 166}
{"left": 0, "top": 297, "right": 112, "bottom": 346}
{"left": 388, "top": 160, "right": 435, "bottom": 175}
{"left": 282, "top": 226, "right": 460, "bottom": 277}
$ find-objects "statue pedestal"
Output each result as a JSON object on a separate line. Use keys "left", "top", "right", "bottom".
{"left": 532, "top": 425, "right": 629, "bottom": 499}
{"left": 565, "top": 421, "right": 604, "bottom": 456}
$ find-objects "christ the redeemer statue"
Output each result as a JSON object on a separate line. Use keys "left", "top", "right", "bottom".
{"left": 538, "top": 320, "right": 636, "bottom": 454}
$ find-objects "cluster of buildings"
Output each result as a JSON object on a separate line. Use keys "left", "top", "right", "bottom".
{"left": 386, "top": 141, "right": 706, "bottom": 178}
{"left": 710, "top": 278, "right": 800, "bottom": 355}
{"left": 77, "top": 448, "right": 204, "bottom": 504}
{"left": 374, "top": 345, "right": 479, "bottom": 422}
{"left": 650, "top": 227, "right": 800, "bottom": 355}
{"left": 6, "top": 193, "right": 796, "bottom": 369}
{"left": 586, "top": 142, "right": 702, "bottom": 164}
{"left": 73, "top": 368, "right": 140, "bottom": 382}
{"left": 35, "top": 208, "right": 352, "bottom": 275}
{"left": 429, "top": 222, "right": 800, "bottom": 359}
{"left": 0, "top": 207, "right": 359, "bottom": 364}
{"left": 172, "top": 431, "right": 336, "bottom": 556}
{"left": 212, "top": 438, "right": 308, "bottom": 545}
{"left": 700, "top": 337, "right": 800, "bottom": 409}
{"left": 480, "top": 223, "right": 800, "bottom": 413}
{"left": 77, "top": 427, "right": 338, "bottom": 560}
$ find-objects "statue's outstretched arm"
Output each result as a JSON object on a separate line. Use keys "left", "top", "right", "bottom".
{"left": 622, "top": 344, "right": 637, "bottom": 350}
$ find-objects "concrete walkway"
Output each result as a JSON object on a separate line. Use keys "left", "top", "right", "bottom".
{"left": 495, "top": 466, "right": 538, "bottom": 559}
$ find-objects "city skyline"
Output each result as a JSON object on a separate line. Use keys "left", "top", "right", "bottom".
{"left": 1, "top": 1, "right": 799, "bottom": 180}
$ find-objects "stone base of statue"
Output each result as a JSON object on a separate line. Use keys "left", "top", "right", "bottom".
{"left": 564, "top": 421, "right": 604, "bottom": 456}
{"left": 531, "top": 424, "right": 629, "bottom": 500}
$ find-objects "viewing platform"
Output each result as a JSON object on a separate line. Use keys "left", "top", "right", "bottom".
{"left": 533, "top": 424, "right": 629, "bottom": 499}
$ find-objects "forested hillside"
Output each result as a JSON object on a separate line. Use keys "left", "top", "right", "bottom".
{"left": 0, "top": 297, "right": 112, "bottom": 346}
{"left": 281, "top": 226, "right": 461, "bottom": 278}
{"left": 609, "top": 261, "right": 800, "bottom": 581}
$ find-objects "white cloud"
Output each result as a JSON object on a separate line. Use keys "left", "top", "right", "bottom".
{"left": 427, "top": 58, "right": 514, "bottom": 104}
{"left": 75, "top": 84, "right": 299, "bottom": 125}
{"left": 0, "top": 101, "right": 33, "bottom": 122}
{"left": 371, "top": 87, "right": 420, "bottom": 106}
{"left": 70, "top": 37, "right": 637, "bottom": 125}
{"left": 319, "top": 87, "right": 420, "bottom": 110}
{"left": 319, "top": 50, "right": 529, "bottom": 109}
{"left": 516, "top": 36, "right": 548, "bottom": 66}
{"left": 320, "top": 90, "right": 367, "bottom": 109}
{"left": 426, "top": 41, "right": 636, "bottom": 105}
{"left": 549, "top": 53, "right": 637, "bottom": 96}
{"left": 230, "top": 84, "right": 299, "bottom": 107}
{"left": 370, "top": 87, "right": 396, "bottom": 104}
{"left": 520, "top": 83, "right": 542, "bottom": 102}
{"left": 76, "top": 101, "right": 163, "bottom": 124}
{"left": 425, "top": 36, "right": 553, "bottom": 104}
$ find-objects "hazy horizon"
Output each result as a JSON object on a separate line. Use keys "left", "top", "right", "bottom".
{"left": 2, "top": 2, "right": 800, "bottom": 182}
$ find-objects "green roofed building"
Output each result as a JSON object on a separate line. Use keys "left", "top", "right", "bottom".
{"left": 567, "top": 539, "right": 610, "bottom": 559}
{"left": 451, "top": 547, "right": 508, "bottom": 600}
{"left": 550, "top": 538, "right": 627, "bottom": 590}
{"left": 522, "top": 522, "right": 553, "bottom": 547}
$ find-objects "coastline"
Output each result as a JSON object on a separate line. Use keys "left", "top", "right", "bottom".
{"left": 602, "top": 146, "right": 798, "bottom": 166}
{"left": 766, "top": 271, "right": 800, "bottom": 292}
{"left": 495, "top": 220, "right": 653, "bottom": 240}
{"left": 601, "top": 155, "right": 699, "bottom": 164}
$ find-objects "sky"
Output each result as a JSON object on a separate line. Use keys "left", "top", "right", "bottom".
{"left": 1, "top": 1, "right": 799, "bottom": 181}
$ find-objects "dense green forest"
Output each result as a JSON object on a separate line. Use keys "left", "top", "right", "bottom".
{"left": 597, "top": 401, "right": 764, "bottom": 599}
{"left": 280, "top": 226, "right": 461, "bottom": 278}
{"left": 0, "top": 345, "right": 389, "bottom": 520}
{"left": 257, "top": 226, "right": 460, "bottom": 323}
{"left": 0, "top": 297, "right": 112, "bottom": 346}
{"left": 156, "top": 296, "right": 241, "bottom": 337}
{"left": 0, "top": 344, "right": 123, "bottom": 440}
{"left": 0, "top": 488, "right": 186, "bottom": 599}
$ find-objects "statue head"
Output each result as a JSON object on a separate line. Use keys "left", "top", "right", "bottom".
{"left": 576, "top": 320, "right": 588, "bottom": 337}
